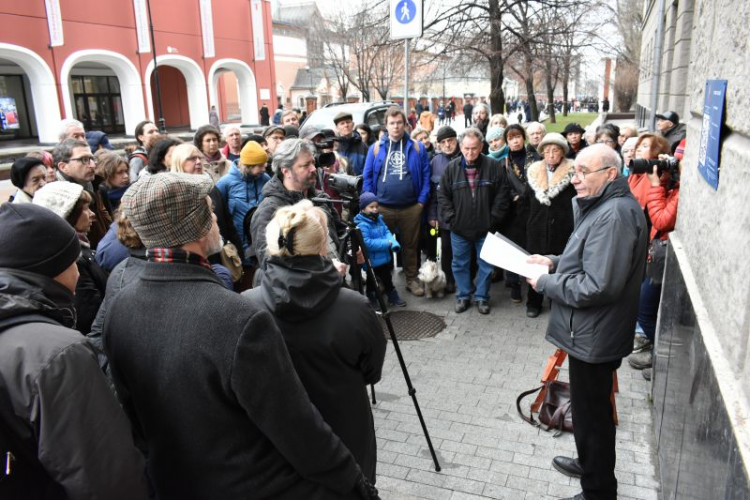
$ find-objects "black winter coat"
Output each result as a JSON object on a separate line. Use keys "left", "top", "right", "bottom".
{"left": 437, "top": 154, "right": 512, "bottom": 242}
{"left": 75, "top": 242, "right": 109, "bottom": 335}
{"left": 525, "top": 159, "right": 577, "bottom": 255}
{"left": 0, "top": 269, "right": 147, "bottom": 500}
{"left": 104, "top": 261, "right": 363, "bottom": 500}
{"left": 499, "top": 147, "right": 540, "bottom": 247}
{"left": 208, "top": 186, "right": 242, "bottom": 265}
{"left": 243, "top": 256, "right": 386, "bottom": 482}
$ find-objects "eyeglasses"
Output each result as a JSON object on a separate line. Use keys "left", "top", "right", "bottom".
{"left": 597, "top": 139, "right": 615, "bottom": 145}
{"left": 69, "top": 156, "right": 96, "bottom": 165}
{"left": 574, "top": 166, "right": 614, "bottom": 180}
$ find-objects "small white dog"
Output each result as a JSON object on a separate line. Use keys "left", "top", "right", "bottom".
{"left": 418, "top": 260, "right": 447, "bottom": 299}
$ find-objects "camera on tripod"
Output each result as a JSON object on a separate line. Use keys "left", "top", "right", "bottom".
{"left": 329, "top": 173, "right": 363, "bottom": 199}
{"left": 629, "top": 156, "right": 680, "bottom": 180}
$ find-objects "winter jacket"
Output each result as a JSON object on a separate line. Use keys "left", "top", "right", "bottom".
{"left": 565, "top": 138, "right": 589, "bottom": 159}
{"left": 354, "top": 212, "right": 398, "bottom": 268}
{"left": 437, "top": 154, "right": 512, "bottom": 242}
{"left": 104, "top": 260, "right": 366, "bottom": 500}
{"left": 337, "top": 132, "right": 369, "bottom": 176}
{"left": 661, "top": 123, "right": 687, "bottom": 151}
{"left": 128, "top": 147, "right": 148, "bottom": 180}
{"left": 537, "top": 176, "right": 648, "bottom": 363}
{"left": 216, "top": 163, "right": 271, "bottom": 253}
{"left": 99, "top": 183, "right": 129, "bottom": 211}
{"left": 427, "top": 150, "right": 462, "bottom": 229}
{"left": 75, "top": 242, "right": 109, "bottom": 335}
{"left": 499, "top": 147, "right": 540, "bottom": 248}
{"left": 628, "top": 173, "right": 650, "bottom": 209}
{"left": 11, "top": 189, "right": 32, "bottom": 204}
{"left": 0, "top": 269, "right": 147, "bottom": 500}
{"left": 525, "top": 159, "right": 577, "bottom": 256}
{"left": 362, "top": 134, "right": 431, "bottom": 206}
{"left": 646, "top": 182, "right": 679, "bottom": 241}
{"left": 208, "top": 186, "right": 243, "bottom": 264}
{"left": 242, "top": 256, "right": 386, "bottom": 482}
{"left": 94, "top": 221, "right": 130, "bottom": 272}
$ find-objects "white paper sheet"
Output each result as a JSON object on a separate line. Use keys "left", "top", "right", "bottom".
{"left": 479, "top": 232, "right": 549, "bottom": 281}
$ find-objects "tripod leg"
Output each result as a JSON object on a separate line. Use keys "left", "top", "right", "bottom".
{"left": 370, "top": 384, "right": 377, "bottom": 405}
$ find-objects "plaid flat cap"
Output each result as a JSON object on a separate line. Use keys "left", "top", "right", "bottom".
{"left": 122, "top": 172, "right": 214, "bottom": 248}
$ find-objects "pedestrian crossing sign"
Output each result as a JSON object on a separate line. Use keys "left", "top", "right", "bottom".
{"left": 390, "top": 0, "right": 423, "bottom": 40}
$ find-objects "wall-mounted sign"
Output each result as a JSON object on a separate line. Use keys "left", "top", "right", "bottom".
{"left": 251, "top": 0, "right": 265, "bottom": 60}
{"left": 260, "top": 89, "right": 271, "bottom": 100}
{"left": 390, "top": 0, "right": 423, "bottom": 40}
{"left": 0, "top": 97, "right": 20, "bottom": 131}
{"left": 697, "top": 79, "right": 727, "bottom": 190}
{"left": 44, "top": 0, "right": 64, "bottom": 47}
{"left": 199, "top": 0, "right": 215, "bottom": 58}
{"left": 133, "top": 0, "right": 150, "bottom": 53}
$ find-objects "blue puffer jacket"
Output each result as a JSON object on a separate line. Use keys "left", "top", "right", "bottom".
{"left": 354, "top": 212, "right": 398, "bottom": 268}
{"left": 216, "top": 163, "right": 271, "bottom": 252}
{"left": 362, "top": 134, "right": 431, "bottom": 206}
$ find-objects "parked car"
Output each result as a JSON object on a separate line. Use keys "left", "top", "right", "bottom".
{"left": 301, "top": 102, "right": 396, "bottom": 131}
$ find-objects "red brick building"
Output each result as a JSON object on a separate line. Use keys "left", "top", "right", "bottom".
{"left": 0, "top": 0, "right": 276, "bottom": 144}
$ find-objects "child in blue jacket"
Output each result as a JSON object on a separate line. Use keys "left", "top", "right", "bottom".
{"left": 354, "top": 192, "right": 407, "bottom": 308}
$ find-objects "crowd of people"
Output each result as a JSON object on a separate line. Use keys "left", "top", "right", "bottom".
{"left": 1, "top": 99, "right": 686, "bottom": 499}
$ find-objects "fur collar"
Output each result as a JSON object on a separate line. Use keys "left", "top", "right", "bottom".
{"left": 527, "top": 159, "right": 575, "bottom": 206}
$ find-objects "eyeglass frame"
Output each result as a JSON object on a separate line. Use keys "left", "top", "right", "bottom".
{"left": 574, "top": 165, "right": 617, "bottom": 181}
{"left": 68, "top": 155, "right": 96, "bottom": 165}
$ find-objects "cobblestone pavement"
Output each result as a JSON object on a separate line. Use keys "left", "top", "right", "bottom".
{"left": 372, "top": 271, "right": 660, "bottom": 499}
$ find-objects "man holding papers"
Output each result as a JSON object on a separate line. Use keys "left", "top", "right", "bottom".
{"left": 437, "top": 128, "right": 511, "bottom": 315}
{"left": 526, "top": 144, "right": 647, "bottom": 500}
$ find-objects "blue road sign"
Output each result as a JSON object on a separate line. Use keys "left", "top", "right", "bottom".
{"left": 396, "top": 0, "right": 416, "bottom": 24}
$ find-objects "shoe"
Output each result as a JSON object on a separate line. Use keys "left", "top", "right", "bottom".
{"left": 560, "top": 494, "right": 586, "bottom": 500}
{"left": 455, "top": 298, "right": 470, "bottom": 313}
{"left": 628, "top": 351, "right": 653, "bottom": 370}
{"left": 643, "top": 368, "right": 652, "bottom": 381}
{"left": 387, "top": 289, "right": 407, "bottom": 307}
{"left": 476, "top": 300, "right": 490, "bottom": 315}
{"left": 406, "top": 281, "right": 425, "bottom": 297}
{"left": 526, "top": 306, "right": 541, "bottom": 318}
{"left": 633, "top": 335, "right": 653, "bottom": 353}
{"left": 510, "top": 284, "right": 522, "bottom": 303}
{"left": 444, "top": 282, "right": 456, "bottom": 294}
{"left": 552, "top": 456, "right": 583, "bottom": 479}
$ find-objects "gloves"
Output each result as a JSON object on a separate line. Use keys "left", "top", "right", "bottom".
{"left": 355, "top": 473, "right": 381, "bottom": 500}
{"left": 389, "top": 236, "right": 401, "bottom": 253}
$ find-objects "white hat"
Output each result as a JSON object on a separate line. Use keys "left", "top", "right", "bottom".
{"left": 33, "top": 181, "right": 84, "bottom": 220}
{"left": 537, "top": 132, "right": 570, "bottom": 155}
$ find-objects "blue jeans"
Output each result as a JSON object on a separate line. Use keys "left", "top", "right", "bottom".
{"left": 637, "top": 277, "right": 662, "bottom": 342}
{"left": 451, "top": 233, "right": 493, "bottom": 302}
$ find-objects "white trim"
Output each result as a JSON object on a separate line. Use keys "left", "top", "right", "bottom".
{"left": 0, "top": 43, "right": 61, "bottom": 143}
{"left": 207, "top": 58, "right": 258, "bottom": 125}
{"left": 144, "top": 55, "right": 208, "bottom": 130}
{"left": 60, "top": 50, "right": 146, "bottom": 136}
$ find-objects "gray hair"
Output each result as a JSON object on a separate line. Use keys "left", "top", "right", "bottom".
{"left": 53, "top": 138, "right": 89, "bottom": 167}
{"left": 526, "top": 121, "right": 546, "bottom": 134}
{"left": 58, "top": 119, "right": 84, "bottom": 141}
{"left": 272, "top": 138, "right": 317, "bottom": 177}
{"left": 222, "top": 124, "right": 241, "bottom": 135}
{"left": 472, "top": 102, "right": 490, "bottom": 120}
{"left": 577, "top": 143, "right": 624, "bottom": 174}
{"left": 459, "top": 127, "right": 485, "bottom": 145}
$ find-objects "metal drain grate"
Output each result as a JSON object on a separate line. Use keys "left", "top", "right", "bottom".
{"left": 379, "top": 310, "right": 446, "bottom": 340}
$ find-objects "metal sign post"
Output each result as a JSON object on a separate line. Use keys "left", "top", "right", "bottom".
{"left": 390, "top": 0, "right": 422, "bottom": 111}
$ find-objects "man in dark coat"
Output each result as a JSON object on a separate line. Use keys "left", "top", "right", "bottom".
{"left": 463, "top": 99, "right": 474, "bottom": 128}
{"left": 259, "top": 102, "right": 270, "bottom": 126}
{"left": 655, "top": 111, "right": 687, "bottom": 152}
{"left": 438, "top": 127, "right": 511, "bottom": 315}
{"left": 527, "top": 145, "right": 647, "bottom": 500}
{"left": 0, "top": 203, "right": 147, "bottom": 500}
{"left": 105, "top": 173, "right": 378, "bottom": 500}
{"left": 334, "top": 111, "right": 369, "bottom": 175}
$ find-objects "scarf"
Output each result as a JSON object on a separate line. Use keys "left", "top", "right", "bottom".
{"left": 203, "top": 150, "right": 224, "bottom": 163}
{"left": 147, "top": 248, "right": 213, "bottom": 271}
{"left": 105, "top": 185, "right": 129, "bottom": 204}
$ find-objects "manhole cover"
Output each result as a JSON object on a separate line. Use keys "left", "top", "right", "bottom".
{"left": 379, "top": 310, "right": 446, "bottom": 340}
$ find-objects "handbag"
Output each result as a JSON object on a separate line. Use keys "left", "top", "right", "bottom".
{"left": 646, "top": 235, "right": 668, "bottom": 284}
{"left": 220, "top": 242, "right": 244, "bottom": 283}
{"left": 516, "top": 380, "right": 573, "bottom": 436}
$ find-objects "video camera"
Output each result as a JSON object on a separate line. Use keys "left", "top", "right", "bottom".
{"left": 328, "top": 173, "right": 363, "bottom": 198}
{"left": 629, "top": 156, "right": 680, "bottom": 181}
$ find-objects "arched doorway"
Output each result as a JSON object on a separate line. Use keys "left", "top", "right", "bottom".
{"left": 145, "top": 55, "right": 208, "bottom": 131}
{"left": 60, "top": 50, "right": 145, "bottom": 137}
{"left": 208, "top": 59, "right": 258, "bottom": 126}
{"left": 150, "top": 67, "right": 190, "bottom": 129}
{"left": 0, "top": 43, "right": 60, "bottom": 144}
{"left": 215, "top": 70, "right": 241, "bottom": 123}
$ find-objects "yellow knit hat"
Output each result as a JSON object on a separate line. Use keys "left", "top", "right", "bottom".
{"left": 240, "top": 141, "right": 268, "bottom": 166}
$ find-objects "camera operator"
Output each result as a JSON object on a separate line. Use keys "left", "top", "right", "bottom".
{"left": 627, "top": 133, "right": 671, "bottom": 210}
{"left": 627, "top": 139, "right": 684, "bottom": 378}
{"left": 250, "top": 139, "right": 348, "bottom": 286}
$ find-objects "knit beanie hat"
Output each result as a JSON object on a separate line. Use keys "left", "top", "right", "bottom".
{"left": 486, "top": 127, "right": 505, "bottom": 142}
{"left": 436, "top": 126, "right": 457, "bottom": 143}
{"left": 359, "top": 191, "right": 378, "bottom": 211}
{"left": 538, "top": 132, "right": 570, "bottom": 155}
{"left": 10, "top": 157, "right": 46, "bottom": 189}
{"left": 240, "top": 141, "right": 268, "bottom": 166}
{"left": 32, "top": 181, "right": 84, "bottom": 220}
{"left": 0, "top": 203, "right": 80, "bottom": 278}
{"left": 121, "top": 172, "right": 213, "bottom": 248}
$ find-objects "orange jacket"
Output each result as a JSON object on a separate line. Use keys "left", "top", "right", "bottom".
{"left": 628, "top": 173, "right": 650, "bottom": 208}
{"left": 646, "top": 183, "right": 679, "bottom": 241}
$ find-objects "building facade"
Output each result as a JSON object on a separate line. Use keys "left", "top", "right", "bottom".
{"left": 0, "top": 0, "right": 276, "bottom": 144}
{"left": 636, "top": 0, "right": 750, "bottom": 497}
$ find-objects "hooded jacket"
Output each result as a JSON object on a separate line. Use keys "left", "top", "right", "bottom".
{"left": 437, "top": 154, "right": 512, "bottom": 242}
{"left": 216, "top": 162, "right": 271, "bottom": 253}
{"left": 336, "top": 131, "right": 369, "bottom": 176}
{"left": 537, "top": 176, "right": 648, "bottom": 363}
{"left": 362, "top": 133, "right": 431, "bottom": 206}
{"left": 0, "top": 269, "right": 147, "bottom": 500}
{"left": 354, "top": 212, "right": 398, "bottom": 268}
{"left": 242, "top": 256, "right": 386, "bottom": 481}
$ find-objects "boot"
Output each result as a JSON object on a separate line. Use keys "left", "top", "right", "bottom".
{"left": 387, "top": 289, "right": 407, "bottom": 307}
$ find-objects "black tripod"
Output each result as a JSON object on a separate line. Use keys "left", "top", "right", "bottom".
{"left": 313, "top": 196, "right": 441, "bottom": 472}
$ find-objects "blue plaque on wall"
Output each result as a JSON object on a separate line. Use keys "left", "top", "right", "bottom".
{"left": 697, "top": 79, "right": 727, "bottom": 190}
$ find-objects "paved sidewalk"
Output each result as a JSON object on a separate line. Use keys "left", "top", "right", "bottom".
{"left": 372, "top": 272, "right": 660, "bottom": 499}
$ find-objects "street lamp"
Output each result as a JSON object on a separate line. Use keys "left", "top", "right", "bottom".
{"left": 146, "top": 0, "right": 166, "bottom": 133}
